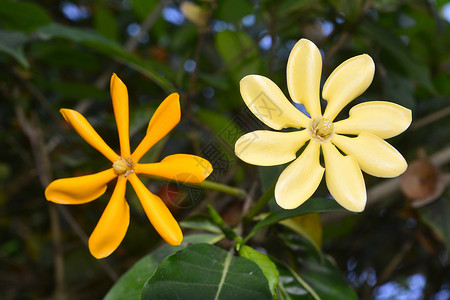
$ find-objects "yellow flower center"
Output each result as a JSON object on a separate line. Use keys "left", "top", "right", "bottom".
{"left": 113, "top": 157, "right": 135, "bottom": 177}
{"left": 310, "top": 117, "right": 333, "bottom": 141}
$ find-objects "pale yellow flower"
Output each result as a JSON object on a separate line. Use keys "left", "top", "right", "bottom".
{"left": 235, "top": 39, "right": 411, "bottom": 212}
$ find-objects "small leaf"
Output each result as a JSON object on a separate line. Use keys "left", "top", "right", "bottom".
{"left": 142, "top": 244, "right": 272, "bottom": 300}
{"left": 239, "top": 245, "right": 279, "bottom": 298}
{"left": 0, "top": 30, "right": 29, "bottom": 68}
{"left": 104, "top": 234, "right": 223, "bottom": 300}
{"left": 245, "top": 198, "right": 343, "bottom": 243}
{"left": 180, "top": 215, "right": 222, "bottom": 234}
{"left": 280, "top": 213, "right": 323, "bottom": 255}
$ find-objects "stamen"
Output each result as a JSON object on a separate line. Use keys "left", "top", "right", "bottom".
{"left": 310, "top": 117, "right": 333, "bottom": 141}
{"left": 113, "top": 157, "right": 135, "bottom": 177}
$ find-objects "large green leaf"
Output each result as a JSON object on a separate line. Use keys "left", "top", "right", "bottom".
{"left": 104, "top": 234, "right": 223, "bottom": 300}
{"left": 0, "top": 1, "right": 51, "bottom": 32}
{"left": 358, "top": 19, "right": 435, "bottom": 94}
{"left": 244, "top": 198, "right": 343, "bottom": 243}
{"left": 239, "top": 245, "right": 279, "bottom": 298}
{"left": 142, "top": 243, "right": 272, "bottom": 300}
{"left": 35, "top": 23, "right": 175, "bottom": 93}
{"left": 0, "top": 30, "right": 29, "bottom": 68}
{"left": 214, "top": 0, "right": 253, "bottom": 23}
{"left": 276, "top": 257, "right": 357, "bottom": 300}
{"left": 419, "top": 197, "right": 450, "bottom": 256}
{"left": 215, "top": 30, "right": 261, "bottom": 85}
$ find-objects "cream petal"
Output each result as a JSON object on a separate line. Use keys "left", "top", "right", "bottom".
{"left": 88, "top": 177, "right": 129, "bottom": 259}
{"left": 333, "top": 101, "right": 412, "bottom": 139}
{"left": 128, "top": 174, "right": 182, "bottom": 245}
{"left": 110, "top": 74, "right": 131, "bottom": 158}
{"left": 322, "top": 142, "right": 366, "bottom": 212}
{"left": 332, "top": 132, "right": 407, "bottom": 178}
{"left": 235, "top": 130, "right": 310, "bottom": 166}
{"left": 60, "top": 109, "right": 120, "bottom": 162}
{"left": 240, "top": 75, "right": 309, "bottom": 130}
{"left": 275, "top": 141, "right": 324, "bottom": 209}
{"left": 323, "top": 54, "right": 375, "bottom": 121}
{"left": 286, "top": 38, "right": 322, "bottom": 118}
{"left": 45, "top": 169, "right": 116, "bottom": 204}
{"left": 131, "top": 93, "right": 181, "bottom": 162}
{"left": 135, "top": 154, "right": 213, "bottom": 184}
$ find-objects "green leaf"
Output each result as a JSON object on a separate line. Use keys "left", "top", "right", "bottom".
{"left": 215, "top": 30, "right": 261, "bottom": 85}
{"left": 0, "top": 0, "right": 51, "bottom": 32}
{"left": 244, "top": 198, "right": 344, "bottom": 243}
{"left": 419, "top": 197, "right": 450, "bottom": 256}
{"left": 0, "top": 30, "right": 29, "bottom": 68}
{"left": 359, "top": 19, "right": 435, "bottom": 94}
{"left": 48, "top": 81, "right": 108, "bottom": 100}
{"left": 239, "top": 245, "right": 279, "bottom": 298}
{"left": 131, "top": 0, "right": 158, "bottom": 21}
{"left": 94, "top": 7, "right": 119, "bottom": 41}
{"left": 35, "top": 23, "right": 175, "bottom": 93}
{"left": 180, "top": 215, "right": 222, "bottom": 234}
{"left": 142, "top": 243, "right": 272, "bottom": 300}
{"left": 104, "top": 234, "right": 223, "bottom": 300}
{"left": 276, "top": 256, "right": 358, "bottom": 300}
{"left": 279, "top": 213, "right": 323, "bottom": 255}
{"left": 214, "top": 0, "right": 253, "bottom": 23}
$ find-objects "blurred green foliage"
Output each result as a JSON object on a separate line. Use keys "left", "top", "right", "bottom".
{"left": 0, "top": 0, "right": 449, "bottom": 299}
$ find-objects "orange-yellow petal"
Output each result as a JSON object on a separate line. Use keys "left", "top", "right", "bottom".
{"left": 240, "top": 75, "right": 310, "bottom": 130}
{"left": 286, "top": 38, "right": 322, "bottom": 118}
{"left": 332, "top": 132, "right": 407, "bottom": 178}
{"left": 323, "top": 54, "right": 375, "bottom": 121}
{"left": 60, "top": 109, "right": 120, "bottom": 162}
{"left": 275, "top": 141, "right": 324, "bottom": 209}
{"left": 131, "top": 93, "right": 181, "bottom": 162}
{"left": 45, "top": 169, "right": 116, "bottom": 204}
{"left": 128, "top": 173, "right": 182, "bottom": 245}
{"left": 135, "top": 154, "right": 213, "bottom": 184}
{"left": 322, "top": 142, "right": 366, "bottom": 212}
{"left": 110, "top": 74, "right": 130, "bottom": 157}
{"left": 333, "top": 101, "right": 412, "bottom": 139}
{"left": 88, "top": 177, "right": 129, "bottom": 259}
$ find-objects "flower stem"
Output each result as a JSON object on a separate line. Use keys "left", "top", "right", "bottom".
{"left": 198, "top": 180, "right": 246, "bottom": 198}
{"left": 244, "top": 180, "right": 276, "bottom": 221}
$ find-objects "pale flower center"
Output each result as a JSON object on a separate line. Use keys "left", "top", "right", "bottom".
{"left": 310, "top": 117, "right": 333, "bottom": 141}
{"left": 113, "top": 157, "right": 135, "bottom": 177}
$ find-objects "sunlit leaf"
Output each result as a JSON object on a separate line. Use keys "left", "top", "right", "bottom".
{"left": 142, "top": 243, "right": 272, "bottom": 299}
{"left": 239, "top": 245, "right": 279, "bottom": 298}
{"left": 104, "top": 234, "right": 223, "bottom": 300}
{"left": 245, "top": 198, "right": 343, "bottom": 243}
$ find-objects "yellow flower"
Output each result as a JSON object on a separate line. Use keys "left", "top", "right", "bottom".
{"left": 45, "top": 74, "right": 213, "bottom": 259}
{"left": 235, "top": 39, "right": 411, "bottom": 212}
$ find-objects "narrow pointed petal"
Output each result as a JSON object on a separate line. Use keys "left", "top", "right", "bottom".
{"left": 88, "top": 177, "right": 129, "bottom": 259}
{"left": 323, "top": 54, "right": 375, "bottom": 121}
{"left": 275, "top": 141, "right": 324, "bottom": 209}
{"left": 128, "top": 174, "right": 182, "bottom": 245}
{"left": 333, "top": 101, "right": 412, "bottom": 139}
{"left": 235, "top": 130, "right": 310, "bottom": 166}
{"left": 332, "top": 132, "right": 407, "bottom": 178}
{"left": 322, "top": 142, "right": 366, "bottom": 212}
{"left": 287, "top": 38, "right": 322, "bottom": 118}
{"left": 135, "top": 154, "right": 213, "bottom": 184}
{"left": 131, "top": 93, "right": 181, "bottom": 162}
{"left": 45, "top": 169, "right": 116, "bottom": 204}
{"left": 240, "top": 75, "right": 310, "bottom": 130}
{"left": 60, "top": 109, "right": 120, "bottom": 162}
{"left": 110, "top": 74, "right": 130, "bottom": 157}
